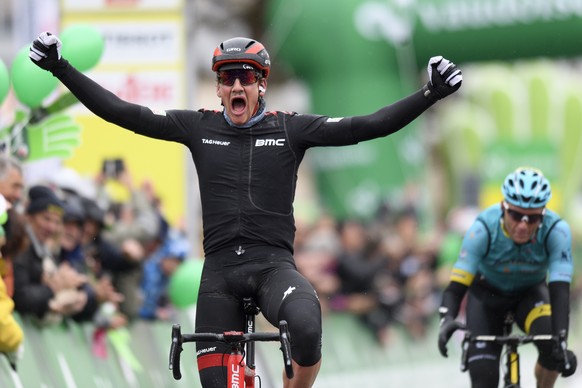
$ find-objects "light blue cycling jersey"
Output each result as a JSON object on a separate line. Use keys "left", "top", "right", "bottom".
{"left": 450, "top": 204, "right": 573, "bottom": 294}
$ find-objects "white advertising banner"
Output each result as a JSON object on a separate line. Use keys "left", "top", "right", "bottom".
{"left": 61, "top": 16, "right": 185, "bottom": 106}
{"left": 80, "top": 21, "right": 183, "bottom": 66}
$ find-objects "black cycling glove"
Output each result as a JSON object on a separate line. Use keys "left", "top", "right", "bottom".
{"left": 550, "top": 344, "right": 577, "bottom": 377}
{"left": 29, "top": 32, "right": 68, "bottom": 73}
{"left": 423, "top": 56, "right": 462, "bottom": 102}
{"left": 438, "top": 315, "right": 465, "bottom": 358}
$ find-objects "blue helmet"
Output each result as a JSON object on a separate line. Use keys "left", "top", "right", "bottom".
{"left": 501, "top": 167, "right": 552, "bottom": 209}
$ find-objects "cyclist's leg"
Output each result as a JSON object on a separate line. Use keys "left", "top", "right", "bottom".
{"left": 258, "top": 266, "right": 322, "bottom": 388}
{"left": 515, "top": 283, "right": 559, "bottom": 388}
{"left": 465, "top": 287, "right": 505, "bottom": 388}
{"left": 195, "top": 260, "right": 245, "bottom": 388}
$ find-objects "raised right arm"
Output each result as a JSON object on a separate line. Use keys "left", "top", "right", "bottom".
{"left": 29, "top": 32, "right": 147, "bottom": 131}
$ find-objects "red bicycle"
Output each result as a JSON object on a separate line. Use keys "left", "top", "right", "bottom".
{"left": 169, "top": 298, "right": 293, "bottom": 387}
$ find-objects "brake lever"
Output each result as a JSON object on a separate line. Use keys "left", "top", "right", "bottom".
{"left": 558, "top": 330, "right": 570, "bottom": 371}
{"left": 169, "top": 324, "right": 183, "bottom": 380}
{"left": 279, "top": 320, "right": 294, "bottom": 379}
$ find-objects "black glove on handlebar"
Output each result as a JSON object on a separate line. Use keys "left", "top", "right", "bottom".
{"left": 561, "top": 349, "right": 577, "bottom": 377}
{"left": 438, "top": 317, "right": 465, "bottom": 358}
{"left": 548, "top": 341, "right": 577, "bottom": 377}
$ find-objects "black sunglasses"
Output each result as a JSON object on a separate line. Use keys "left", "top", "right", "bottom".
{"left": 217, "top": 69, "right": 260, "bottom": 86}
{"left": 503, "top": 202, "right": 544, "bottom": 224}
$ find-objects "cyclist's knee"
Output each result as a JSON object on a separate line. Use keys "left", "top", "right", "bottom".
{"left": 280, "top": 295, "right": 322, "bottom": 366}
{"left": 290, "top": 322, "right": 321, "bottom": 366}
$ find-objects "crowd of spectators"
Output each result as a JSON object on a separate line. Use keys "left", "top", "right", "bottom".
{"left": 0, "top": 154, "right": 191, "bottom": 369}
{"left": 295, "top": 204, "right": 446, "bottom": 346}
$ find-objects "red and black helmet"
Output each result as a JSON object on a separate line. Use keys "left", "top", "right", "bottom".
{"left": 211, "top": 37, "right": 271, "bottom": 79}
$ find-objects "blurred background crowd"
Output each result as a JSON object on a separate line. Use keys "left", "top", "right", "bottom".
{"left": 0, "top": 155, "right": 192, "bottom": 331}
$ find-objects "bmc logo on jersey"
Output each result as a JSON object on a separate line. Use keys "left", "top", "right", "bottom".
{"left": 255, "top": 138, "right": 285, "bottom": 147}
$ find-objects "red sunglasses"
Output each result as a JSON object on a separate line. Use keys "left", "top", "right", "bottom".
{"left": 217, "top": 69, "right": 260, "bottom": 86}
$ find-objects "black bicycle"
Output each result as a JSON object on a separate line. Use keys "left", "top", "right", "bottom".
{"left": 459, "top": 313, "right": 573, "bottom": 387}
{"left": 169, "top": 298, "right": 293, "bottom": 387}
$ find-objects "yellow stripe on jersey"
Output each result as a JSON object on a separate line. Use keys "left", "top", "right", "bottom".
{"left": 450, "top": 268, "right": 475, "bottom": 287}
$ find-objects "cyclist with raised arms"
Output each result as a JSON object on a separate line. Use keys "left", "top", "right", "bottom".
{"left": 438, "top": 167, "right": 577, "bottom": 387}
{"left": 29, "top": 32, "right": 462, "bottom": 387}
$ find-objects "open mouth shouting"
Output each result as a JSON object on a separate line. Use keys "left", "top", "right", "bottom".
{"left": 231, "top": 96, "right": 247, "bottom": 116}
{"left": 220, "top": 85, "right": 262, "bottom": 126}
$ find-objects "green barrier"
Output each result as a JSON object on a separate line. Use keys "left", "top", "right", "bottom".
{"left": 150, "top": 319, "right": 201, "bottom": 387}
{"left": 77, "top": 322, "right": 128, "bottom": 387}
{"left": 8, "top": 310, "right": 203, "bottom": 388}
{"left": 16, "top": 315, "right": 62, "bottom": 388}
{"left": 0, "top": 355, "right": 21, "bottom": 388}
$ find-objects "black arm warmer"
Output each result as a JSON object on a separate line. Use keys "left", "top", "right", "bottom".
{"left": 549, "top": 281, "right": 570, "bottom": 338}
{"left": 50, "top": 59, "right": 146, "bottom": 131}
{"left": 440, "top": 281, "right": 469, "bottom": 319}
{"left": 350, "top": 89, "right": 435, "bottom": 142}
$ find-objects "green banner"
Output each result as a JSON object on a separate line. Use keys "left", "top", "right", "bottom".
{"left": 412, "top": 0, "right": 582, "bottom": 65}
{"left": 267, "top": 0, "right": 582, "bottom": 219}
{"left": 267, "top": 0, "right": 424, "bottom": 219}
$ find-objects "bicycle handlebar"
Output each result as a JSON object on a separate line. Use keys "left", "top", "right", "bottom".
{"left": 459, "top": 327, "right": 571, "bottom": 373}
{"left": 169, "top": 320, "right": 294, "bottom": 380}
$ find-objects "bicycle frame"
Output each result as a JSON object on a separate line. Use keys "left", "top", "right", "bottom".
{"left": 169, "top": 298, "right": 293, "bottom": 387}
{"left": 243, "top": 298, "right": 260, "bottom": 387}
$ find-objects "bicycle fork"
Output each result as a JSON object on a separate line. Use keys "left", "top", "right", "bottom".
{"left": 505, "top": 344, "right": 520, "bottom": 387}
{"left": 503, "top": 313, "right": 520, "bottom": 387}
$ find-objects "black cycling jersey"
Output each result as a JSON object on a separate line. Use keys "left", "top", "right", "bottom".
{"left": 53, "top": 62, "right": 434, "bottom": 255}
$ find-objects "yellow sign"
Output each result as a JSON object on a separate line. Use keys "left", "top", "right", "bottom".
{"left": 64, "top": 116, "right": 185, "bottom": 225}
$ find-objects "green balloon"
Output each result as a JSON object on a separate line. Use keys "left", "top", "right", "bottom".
{"left": 11, "top": 46, "right": 58, "bottom": 108}
{"left": 0, "top": 59, "right": 9, "bottom": 106}
{"left": 168, "top": 259, "right": 204, "bottom": 308}
{"left": 61, "top": 24, "right": 105, "bottom": 72}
